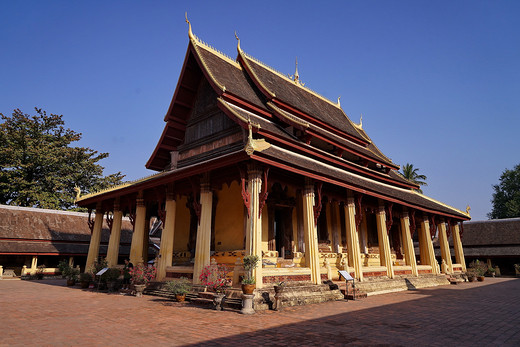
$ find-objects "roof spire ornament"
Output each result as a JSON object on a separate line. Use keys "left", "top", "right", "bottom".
{"left": 466, "top": 205, "right": 471, "bottom": 215}
{"left": 294, "top": 57, "right": 299, "bottom": 83}
{"left": 359, "top": 114, "right": 363, "bottom": 128}
{"left": 337, "top": 96, "right": 341, "bottom": 107}
{"left": 234, "top": 31, "right": 242, "bottom": 53}
{"left": 185, "top": 12, "right": 194, "bottom": 40}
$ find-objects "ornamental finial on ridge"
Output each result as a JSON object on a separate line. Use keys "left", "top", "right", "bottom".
{"left": 185, "top": 12, "right": 194, "bottom": 40}
{"left": 235, "top": 31, "right": 242, "bottom": 53}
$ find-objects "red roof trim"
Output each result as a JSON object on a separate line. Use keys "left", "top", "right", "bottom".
{"left": 251, "top": 154, "right": 468, "bottom": 221}
{"left": 306, "top": 129, "right": 400, "bottom": 170}
{"left": 271, "top": 99, "right": 369, "bottom": 147}
{"left": 258, "top": 129, "right": 416, "bottom": 190}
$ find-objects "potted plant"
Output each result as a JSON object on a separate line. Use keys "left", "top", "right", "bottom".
{"left": 130, "top": 263, "right": 156, "bottom": 297}
{"left": 101, "top": 268, "right": 121, "bottom": 291}
{"left": 515, "top": 264, "right": 520, "bottom": 277}
{"left": 468, "top": 260, "right": 487, "bottom": 282}
{"left": 65, "top": 267, "right": 80, "bottom": 286}
{"left": 79, "top": 272, "right": 94, "bottom": 288}
{"left": 199, "top": 263, "right": 230, "bottom": 310}
{"left": 466, "top": 269, "right": 477, "bottom": 282}
{"left": 165, "top": 277, "right": 192, "bottom": 302}
{"left": 241, "top": 255, "right": 259, "bottom": 295}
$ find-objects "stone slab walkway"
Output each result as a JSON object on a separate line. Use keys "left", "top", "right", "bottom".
{"left": 1, "top": 277, "right": 519, "bottom": 346}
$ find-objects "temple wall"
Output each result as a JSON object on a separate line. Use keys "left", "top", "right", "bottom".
{"left": 214, "top": 181, "right": 243, "bottom": 251}
{"left": 173, "top": 195, "right": 191, "bottom": 252}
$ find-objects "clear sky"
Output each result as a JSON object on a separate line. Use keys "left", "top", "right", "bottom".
{"left": 1, "top": 1, "right": 519, "bottom": 221}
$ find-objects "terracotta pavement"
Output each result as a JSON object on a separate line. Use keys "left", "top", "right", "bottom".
{"left": 0, "top": 277, "right": 519, "bottom": 346}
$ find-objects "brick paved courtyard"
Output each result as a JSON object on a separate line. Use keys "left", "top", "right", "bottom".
{"left": 1, "top": 277, "right": 519, "bottom": 346}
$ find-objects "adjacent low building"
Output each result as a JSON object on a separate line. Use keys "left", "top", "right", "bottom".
{"left": 458, "top": 218, "right": 520, "bottom": 275}
{"left": 0, "top": 204, "right": 134, "bottom": 277}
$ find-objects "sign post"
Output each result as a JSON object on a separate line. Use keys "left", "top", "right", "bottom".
{"left": 338, "top": 270, "right": 355, "bottom": 301}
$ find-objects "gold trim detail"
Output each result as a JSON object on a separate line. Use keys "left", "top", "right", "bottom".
{"left": 244, "top": 120, "right": 270, "bottom": 156}
{"left": 217, "top": 98, "right": 261, "bottom": 129}
{"left": 267, "top": 101, "right": 309, "bottom": 128}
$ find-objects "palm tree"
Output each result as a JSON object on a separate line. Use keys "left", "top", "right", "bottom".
{"left": 400, "top": 163, "right": 428, "bottom": 194}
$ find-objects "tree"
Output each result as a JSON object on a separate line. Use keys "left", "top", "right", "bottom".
{"left": 488, "top": 164, "right": 520, "bottom": 219}
{"left": 0, "top": 108, "right": 124, "bottom": 210}
{"left": 400, "top": 163, "right": 428, "bottom": 194}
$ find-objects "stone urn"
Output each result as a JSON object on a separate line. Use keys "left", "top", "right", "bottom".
{"left": 477, "top": 276, "right": 485, "bottom": 282}
{"left": 213, "top": 293, "right": 226, "bottom": 311}
{"left": 134, "top": 284, "right": 146, "bottom": 297}
{"left": 66, "top": 279, "right": 75, "bottom": 286}
{"left": 80, "top": 281, "right": 90, "bottom": 289}
{"left": 241, "top": 283, "right": 255, "bottom": 295}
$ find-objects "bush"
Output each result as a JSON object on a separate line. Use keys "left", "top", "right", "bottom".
{"left": 165, "top": 277, "right": 192, "bottom": 295}
{"left": 100, "top": 268, "right": 121, "bottom": 283}
{"left": 79, "top": 272, "right": 94, "bottom": 283}
{"left": 468, "top": 260, "right": 487, "bottom": 277}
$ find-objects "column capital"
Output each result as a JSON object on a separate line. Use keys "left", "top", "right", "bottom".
{"left": 304, "top": 177, "right": 314, "bottom": 195}
{"left": 136, "top": 198, "right": 145, "bottom": 207}
{"left": 113, "top": 198, "right": 121, "bottom": 212}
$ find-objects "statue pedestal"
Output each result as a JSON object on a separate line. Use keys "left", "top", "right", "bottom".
{"left": 241, "top": 294, "right": 255, "bottom": 314}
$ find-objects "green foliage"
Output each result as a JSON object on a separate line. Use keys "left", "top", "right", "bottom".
{"left": 100, "top": 268, "right": 121, "bottom": 283}
{"left": 0, "top": 108, "right": 125, "bottom": 210}
{"left": 89, "top": 258, "right": 108, "bottom": 275}
{"left": 488, "top": 163, "right": 520, "bottom": 219}
{"left": 468, "top": 260, "right": 487, "bottom": 277}
{"left": 242, "top": 255, "right": 259, "bottom": 284}
{"left": 399, "top": 163, "right": 428, "bottom": 194}
{"left": 79, "top": 272, "right": 94, "bottom": 283}
{"left": 57, "top": 260, "right": 79, "bottom": 280}
{"left": 165, "top": 277, "right": 192, "bottom": 295}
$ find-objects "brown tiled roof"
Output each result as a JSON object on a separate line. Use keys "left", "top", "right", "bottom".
{"left": 461, "top": 218, "right": 520, "bottom": 246}
{"left": 252, "top": 145, "right": 468, "bottom": 219}
{"left": 0, "top": 205, "right": 134, "bottom": 255}
{"left": 194, "top": 44, "right": 266, "bottom": 110}
{"left": 241, "top": 54, "right": 367, "bottom": 142}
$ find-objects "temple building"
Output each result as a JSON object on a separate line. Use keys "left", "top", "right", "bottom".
{"left": 76, "top": 22, "right": 470, "bottom": 295}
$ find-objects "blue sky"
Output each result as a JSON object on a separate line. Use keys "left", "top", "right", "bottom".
{"left": 1, "top": 1, "right": 519, "bottom": 221}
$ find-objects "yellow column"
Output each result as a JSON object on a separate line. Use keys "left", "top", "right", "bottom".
{"left": 193, "top": 175, "right": 213, "bottom": 284}
{"left": 245, "top": 165, "right": 264, "bottom": 288}
{"left": 332, "top": 202, "right": 342, "bottom": 253}
{"left": 419, "top": 217, "right": 439, "bottom": 274}
{"left": 345, "top": 192, "right": 363, "bottom": 281}
{"left": 142, "top": 218, "right": 150, "bottom": 263}
{"left": 85, "top": 203, "right": 104, "bottom": 272}
{"left": 400, "top": 210, "right": 418, "bottom": 276}
{"left": 452, "top": 223, "right": 467, "bottom": 271}
{"left": 375, "top": 201, "right": 394, "bottom": 278}
{"left": 130, "top": 194, "right": 147, "bottom": 266}
{"left": 437, "top": 221, "right": 453, "bottom": 274}
{"left": 302, "top": 178, "right": 321, "bottom": 284}
{"left": 157, "top": 188, "right": 176, "bottom": 281}
{"left": 106, "top": 200, "right": 123, "bottom": 267}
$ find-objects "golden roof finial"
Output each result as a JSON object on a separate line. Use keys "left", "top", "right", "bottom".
{"left": 235, "top": 31, "right": 242, "bottom": 53}
{"left": 294, "top": 57, "right": 299, "bottom": 83}
{"left": 359, "top": 114, "right": 363, "bottom": 128}
{"left": 185, "top": 12, "right": 194, "bottom": 40}
{"left": 337, "top": 96, "right": 341, "bottom": 107}
{"left": 466, "top": 205, "right": 471, "bottom": 215}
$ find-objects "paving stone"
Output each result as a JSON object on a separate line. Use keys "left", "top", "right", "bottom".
{"left": 0, "top": 278, "right": 519, "bottom": 346}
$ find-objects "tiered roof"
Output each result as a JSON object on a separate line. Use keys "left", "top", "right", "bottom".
{"left": 79, "top": 25, "right": 469, "bottom": 221}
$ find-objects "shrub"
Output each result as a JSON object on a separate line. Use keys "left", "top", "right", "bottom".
{"left": 199, "top": 264, "right": 230, "bottom": 293}
{"left": 165, "top": 277, "right": 192, "bottom": 295}
{"left": 130, "top": 263, "right": 156, "bottom": 285}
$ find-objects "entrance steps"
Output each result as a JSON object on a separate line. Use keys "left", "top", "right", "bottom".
{"left": 254, "top": 282, "right": 344, "bottom": 311}
{"left": 353, "top": 274, "right": 450, "bottom": 296}
{"left": 333, "top": 280, "right": 368, "bottom": 300}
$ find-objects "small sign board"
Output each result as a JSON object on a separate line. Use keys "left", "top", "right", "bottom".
{"left": 96, "top": 267, "right": 109, "bottom": 276}
{"left": 338, "top": 270, "right": 354, "bottom": 281}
